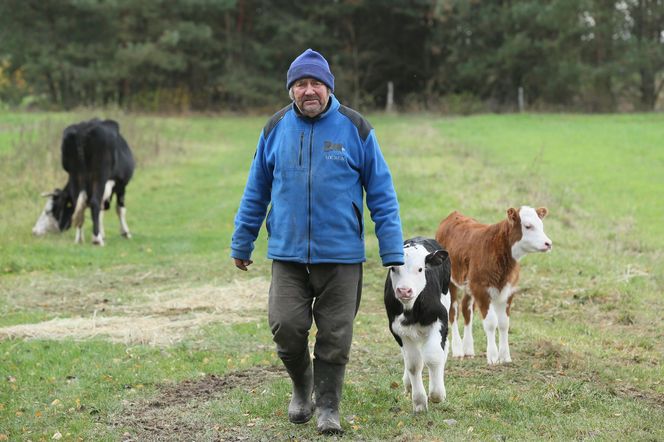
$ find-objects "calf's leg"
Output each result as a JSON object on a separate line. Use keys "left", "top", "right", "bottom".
{"left": 496, "top": 298, "right": 512, "bottom": 363}
{"left": 449, "top": 285, "right": 464, "bottom": 357}
{"left": 402, "top": 341, "right": 427, "bottom": 413}
{"left": 474, "top": 289, "right": 499, "bottom": 365}
{"left": 461, "top": 293, "right": 475, "bottom": 357}
{"left": 483, "top": 305, "right": 499, "bottom": 364}
{"left": 400, "top": 347, "right": 411, "bottom": 394}
{"left": 423, "top": 324, "right": 448, "bottom": 404}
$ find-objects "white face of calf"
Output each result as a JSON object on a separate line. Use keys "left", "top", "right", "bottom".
{"left": 32, "top": 196, "right": 60, "bottom": 236}
{"left": 511, "top": 206, "right": 552, "bottom": 260}
{"left": 389, "top": 244, "right": 431, "bottom": 310}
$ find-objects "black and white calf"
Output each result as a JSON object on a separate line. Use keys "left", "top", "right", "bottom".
{"left": 384, "top": 237, "right": 451, "bottom": 413}
{"left": 32, "top": 119, "right": 135, "bottom": 245}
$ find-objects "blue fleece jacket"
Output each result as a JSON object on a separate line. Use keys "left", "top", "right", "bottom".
{"left": 231, "top": 95, "right": 404, "bottom": 266}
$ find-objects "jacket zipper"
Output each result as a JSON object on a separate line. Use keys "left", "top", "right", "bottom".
{"left": 266, "top": 205, "right": 272, "bottom": 238}
{"left": 352, "top": 202, "right": 363, "bottom": 238}
{"left": 307, "top": 123, "right": 314, "bottom": 263}
{"left": 298, "top": 132, "right": 304, "bottom": 166}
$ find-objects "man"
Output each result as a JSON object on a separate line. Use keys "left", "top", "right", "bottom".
{"left": 230, "top": 48, "right": 403, "bottom": 434}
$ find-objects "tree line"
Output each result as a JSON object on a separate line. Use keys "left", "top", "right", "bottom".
{"left": 0, "top": 0, "right": 662, "bottom": 113}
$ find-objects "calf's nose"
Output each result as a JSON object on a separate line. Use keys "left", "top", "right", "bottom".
{"left": 396, "top": 287, "right": 413, "bottom": 298}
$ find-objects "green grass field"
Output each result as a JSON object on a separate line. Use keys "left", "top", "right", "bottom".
{"left": 1, "top": 111, "right": 662, "bottom": 441}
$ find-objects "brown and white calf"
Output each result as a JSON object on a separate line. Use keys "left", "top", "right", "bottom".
{"left": 435, "top": 206, "right": 552, "bottom": 365}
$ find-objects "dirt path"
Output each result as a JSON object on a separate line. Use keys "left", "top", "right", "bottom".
{"left": 114, "top": 366, "right": 284, "bottom": 441}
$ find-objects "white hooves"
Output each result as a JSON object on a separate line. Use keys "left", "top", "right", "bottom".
{"left": 498, "top": 350, "right": 512, "bottom": 364}
{"left": 412, "top": 400, "right": 428, "bottom": 414}
{"left": 429, "top": 389, "right": 446, "bottom": 404}
{"left": 451, "top": 340, "right": 463, "bottom": 357}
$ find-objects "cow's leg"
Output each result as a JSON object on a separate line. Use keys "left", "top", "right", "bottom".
{"left": 117, "top": 206, "right": 131, "bottom": 238}
{"left": 102, "top": 180, "right": 115, "bottom": 208}
{"left": 89, "top": 182, "right": 104, "bottom": 246}
{"left": 115, "top": 184, "right": 131, "bottom": 238}
{"left": 99, "top": 180, "right": 115, "bottom": 239}
{"left": 402, "top": 340, "right": 427, "bottom": 413}
{"left": 461, "top": 293, "right": 475, "bottom": 357}
{"left": 497, "top": 295, "right": 514, "bottom": 363}
{"left": 98, "top": 209, "right": 105, "bottom": 240}
{"left": 72, "top": 191, "right": 87, "bottom": 244}
{"left": 423, "top": 323, "right": 447, "bottom": 404}
{"left": 449, "top": 285, "right": 463, "bottom": 357}
{"left": 474, "top": 288, "right": 499, "bottom": 365}
{"left": 90, "top": 199, "right": 104, "bottom": 246}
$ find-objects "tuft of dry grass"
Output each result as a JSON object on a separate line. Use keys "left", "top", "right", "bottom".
{"left": 0, "top": 278, "right": 269, "bottom": 345}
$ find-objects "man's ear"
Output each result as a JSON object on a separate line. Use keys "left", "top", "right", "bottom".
{"left": 507, "top": 207, "right": 519, "bottom": 225}
{"left": 536, "top": 207, "right": 549, "bottom": 219}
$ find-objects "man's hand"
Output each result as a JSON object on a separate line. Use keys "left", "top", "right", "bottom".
{"left": 234, "top": 258, "right": 253, "bottom": 271}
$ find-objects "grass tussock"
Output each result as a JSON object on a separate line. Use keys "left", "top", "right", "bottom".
{"left": 527, "top": 339, "right": 579, "bottom": 372}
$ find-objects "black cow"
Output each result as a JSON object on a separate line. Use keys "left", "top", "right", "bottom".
{"left": 32, "top": 119, "right": 135, "bottom": 245}
{"left": 384, "top": 237, "right": 451, "bottom": 413}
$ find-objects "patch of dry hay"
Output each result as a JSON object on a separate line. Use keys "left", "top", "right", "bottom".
{"left": 129, "top": 278, "right": 269, "bottom": 316}
{"left": 0, "top": 277, "right": 270, "bottom": 346}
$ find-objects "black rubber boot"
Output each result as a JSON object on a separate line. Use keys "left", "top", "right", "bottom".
{"left": 314, "top": 359, "right": 345, "bottom": 435}
{"left": 281, "top": 352, "right": 314, "bottom": 424}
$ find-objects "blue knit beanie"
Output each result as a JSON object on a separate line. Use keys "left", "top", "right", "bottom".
{"left": 286, "top": 49, "right": 335, "bottom": 92}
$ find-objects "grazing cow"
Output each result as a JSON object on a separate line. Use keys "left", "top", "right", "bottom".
{"left": 435, "top": 206, "right": 552, "bottom": 365}
{"left": 384, "top": 237, "right": 451, "bottom": 413}
{"left": 32, "top": 119, "right": 135, "bottom": 245}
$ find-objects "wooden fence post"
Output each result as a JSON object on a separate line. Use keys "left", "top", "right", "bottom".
{"left": 386, "top": 81, "right": 394, "bottom": 113}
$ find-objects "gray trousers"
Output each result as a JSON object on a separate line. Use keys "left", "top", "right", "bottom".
{"left": 268, "top": 261, "right": 363, "bottom": 366}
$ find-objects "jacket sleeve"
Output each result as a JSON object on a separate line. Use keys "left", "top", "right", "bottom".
{"left": 360, "top": 130, "right": 404, "bottom": 266}
{"left": 230, "top": 132, "right": 273, "bottom": 260}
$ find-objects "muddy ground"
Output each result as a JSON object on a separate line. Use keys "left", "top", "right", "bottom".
{"left": 115, "top": 366, "right": 285, "bottom": 442}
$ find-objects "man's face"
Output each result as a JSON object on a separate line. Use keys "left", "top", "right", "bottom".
{"left": 292, "top": 78, "right": 330, "bottom": 118}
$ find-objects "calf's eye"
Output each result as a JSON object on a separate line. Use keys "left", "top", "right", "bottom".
{"left": 418, "top": 268, "right": 423, "bottom": 272}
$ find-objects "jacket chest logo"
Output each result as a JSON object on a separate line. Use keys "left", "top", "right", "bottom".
{"left": 324, "top": 141, "right": 344, "bottom": 152}
{"left": 324, "top": 141, "right": 345, "bottom": 161}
